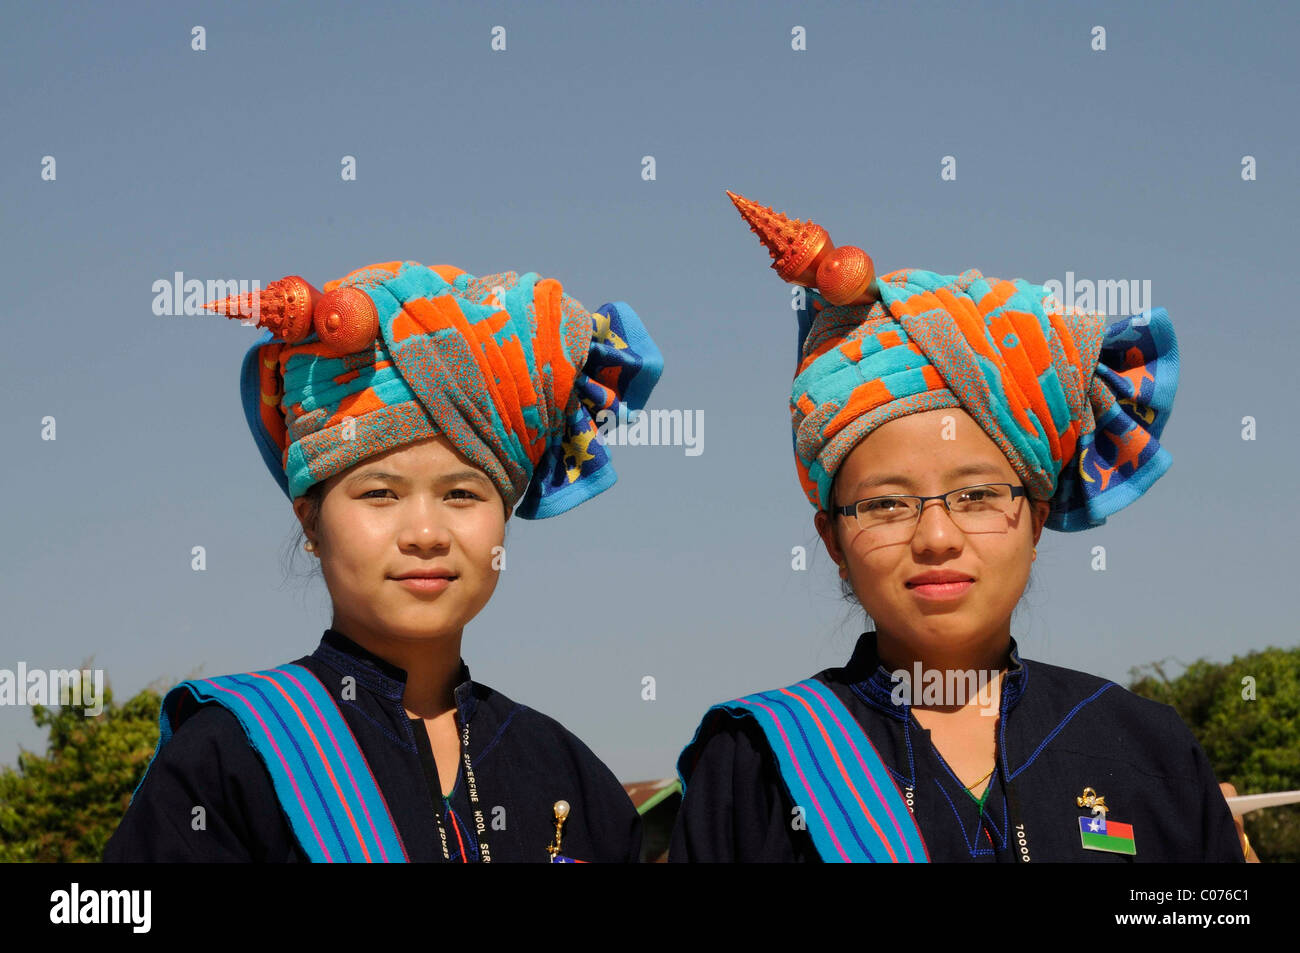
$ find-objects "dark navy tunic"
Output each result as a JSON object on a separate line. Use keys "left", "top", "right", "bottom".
{"left": 670, "top": 631, "right": 1243, "bottom": 863}
{"left": 105, "top": 629, "right": 641, "bottom": 863}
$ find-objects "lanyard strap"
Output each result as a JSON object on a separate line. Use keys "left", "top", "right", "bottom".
{"left": 458, "top": 718, "right": 491, "bottom": 862}
{"left": 430, "top": 715, "right": 492, "bottom": 863}
{"left": 1005, "top": 774, "right": 1032, "bottom": 863}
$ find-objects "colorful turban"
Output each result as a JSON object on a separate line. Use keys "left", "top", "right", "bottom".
{"left": 729, "top": 193, "right": 1178, "bottom": 532}
{"left": 213, "top": 260, "right": 662, "bottom": 519}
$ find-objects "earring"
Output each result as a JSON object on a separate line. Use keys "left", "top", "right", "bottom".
{"left": 1032, "top": 547, "right": 1037, "bottom": 560}
{"left": 304, "top": 540, "right": 316, "bottom": 552}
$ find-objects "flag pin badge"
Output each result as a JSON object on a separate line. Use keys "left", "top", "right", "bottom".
{"left": 1076, "top": 786, "right": 1136, "bottom": 856}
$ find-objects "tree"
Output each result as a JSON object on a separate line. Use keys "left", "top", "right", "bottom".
{"left": 1129, "top": 645, "right": 1300, "bottom": 863}
{"left": 0, "top": 683, "right": 162, "bottom": 862}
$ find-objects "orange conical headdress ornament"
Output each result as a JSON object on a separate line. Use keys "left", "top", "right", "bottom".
{"left": 725, "top": 190, "right": 878, "bottom": 306}
{"left": 203, "top": 274, "right": 380, "bottom": 355}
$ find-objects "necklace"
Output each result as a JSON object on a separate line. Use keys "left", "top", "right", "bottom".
{"left": 962, "top": 765, "right": 996, "bottom": 790}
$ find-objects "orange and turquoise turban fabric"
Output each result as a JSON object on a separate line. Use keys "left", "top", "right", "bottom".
{"left": 728, "top": 193, "right": 1178, "bottom": 532}
{"left": 207, "top": 260, "right": 663, "bottom": 519}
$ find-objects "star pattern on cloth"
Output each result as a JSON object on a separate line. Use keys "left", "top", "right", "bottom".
{"left": 1116, "top": 346, "right": 1155, "bottom": 394}
{"left": 592, "top": 311, "right": 628, "bottom": 349}
{"left": 1110, "top": 423, "right": 1151, "bottom": 474}
{"left": 562, "top": 426, "right": 598, "bottom": 482}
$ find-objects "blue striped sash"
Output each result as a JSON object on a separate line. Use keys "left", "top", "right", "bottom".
{"left": 679, "top": 678, "right": 928, "bottom": 863}
{"left": 138, "top": 663, "right": 408, "bottom": 863}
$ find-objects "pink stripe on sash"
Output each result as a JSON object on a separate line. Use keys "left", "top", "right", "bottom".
{"left": 740, "top": 698, "right": 852, "bottom": 862}
{"left": 778, "top": 686, "right": 898, "bottom": 862}
{"left": 246, "top": 672, "right": 370, "bottom": 861}
{"left": 198, "top": 678, "right": 333, "bottom": 862}
{"left": 274, "top": 666, "right": 394, "bottom": 863}
{"left": 791, "top": 681, "right": 924, "bottom": 861}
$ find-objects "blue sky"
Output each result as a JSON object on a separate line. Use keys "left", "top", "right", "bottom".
{"left": 2, "top": 0, "right": 1297, "bottom": 781}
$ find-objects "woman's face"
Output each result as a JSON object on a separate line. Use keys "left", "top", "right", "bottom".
{"left": 294, "top": 436, "right": 506, "bottom": 646}
{"left": 814, "top": 408, "right": 1051, "bottom": 658}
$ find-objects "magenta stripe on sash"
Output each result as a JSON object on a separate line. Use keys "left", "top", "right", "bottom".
{"left": 740, "top": 697, "right": 852, "bottom": 862}
{"left": 273, "top": 667, "right": 392, "bottom": 862}
{"left": 791, "top": 681, "right": 920, "bottom": 862}
{"left": 198, "top": 678, "right": 333, "bottom": 862}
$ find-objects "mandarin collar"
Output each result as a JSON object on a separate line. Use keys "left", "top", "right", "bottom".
{"left": 314, "top": 628, "right": 477, "bottom": 723}
{"left": 846, "top": 629, "right": 1028, "bottom": 715}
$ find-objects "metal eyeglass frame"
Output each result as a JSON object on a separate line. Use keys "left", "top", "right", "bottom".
{"left": 834, "top": 483, "right": 1028, "bottom": 532}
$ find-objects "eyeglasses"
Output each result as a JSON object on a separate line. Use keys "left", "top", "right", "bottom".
{"left": 835, "top": 483, "right": 1027, "bottom": 544}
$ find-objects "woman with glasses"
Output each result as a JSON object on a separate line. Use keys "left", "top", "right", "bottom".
{"left": 105, "top": 260, "right": 661, "bottom": 862}
{"left": 668, "top": 193, "right": 1249, "bottom": 863}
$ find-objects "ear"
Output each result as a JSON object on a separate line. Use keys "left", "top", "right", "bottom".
{"left": 292, "top": 496, "right": 316, "bottom": 545}
{"left": 814, "top": 509, "right": 845, "bottom": 566}
{"left": 1030, "top": 499, "right": 1051, "bottom": 545}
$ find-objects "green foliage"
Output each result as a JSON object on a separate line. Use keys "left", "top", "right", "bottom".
{"left": 1129, "top": 645, "right": 1300, "bottom": 864}
{"left": 0, "top": 684, "right": 161, "bottom": 862}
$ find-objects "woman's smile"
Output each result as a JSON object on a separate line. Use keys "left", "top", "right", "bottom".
{"left": 906, "top": 579, "right": 974, "bottom": 601}
{"left": 393, "top": 576, "right": 455, "bottom": 595}
{"left": 905, "top": 568, "right": 976, "bottom": 602}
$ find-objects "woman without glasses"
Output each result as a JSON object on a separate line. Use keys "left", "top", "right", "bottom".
{"left": 106, "top": 260, "right": 662, "bottom": 862}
